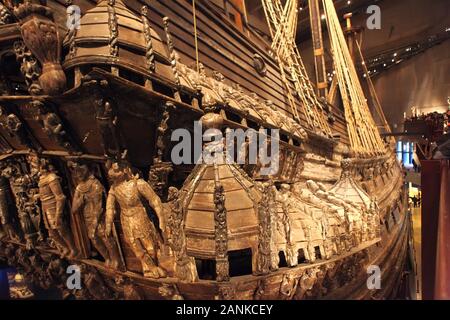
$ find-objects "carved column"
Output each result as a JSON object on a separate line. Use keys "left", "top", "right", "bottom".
{"left": 166, "top": 187, "right": 198, "bottom": 282}
{"left": 256, "top": 182, "right": 272, "bottom": 275}
{"left": 162, "top": 16, "right": 181, "bottom": 101}
{"left": 213, "top": 165, "right": 229, "bottom": 282}
{"left": 141, "top": 5, "right": 155, "bottom": 73}
{"left": 107, "top": 0, "right": 118, "bottom": 57}
{"left": 14, "top": 2, "right": 66, "bottom": 95}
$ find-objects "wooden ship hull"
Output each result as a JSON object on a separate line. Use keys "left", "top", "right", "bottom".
{"left": 0, "top": 0, "right": 413, "bottom": 300}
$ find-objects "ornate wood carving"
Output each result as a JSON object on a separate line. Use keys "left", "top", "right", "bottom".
{"left": 13, "top": 40, "right": 42, "bottom": 95}
{"left": 165, "top": 186, "right": 197, "bottom": 282}
{"left": 2, "top": 157, "right": 41, "bottom": 249}
{"left": 149, "top": 101, "right": 173, "bottom": 199}
{"left": 107, "top": 0, "right": 118, "bottom": 57}
{"left": 159, "top": 283, "right": 184, "bottom": 300}
{"left": 279, "top": 273, "right": 298, "bottom": 300}
{"left": 0, "top": 105, "right": 36, "bottom": 149}
{"left": 213, "top": 177, "right": 229, "bottom": 282}
{"left": 37, "top": 157, "right": 78, "bottom": 258}
{"left": 14, "top": 2, "right": 67, "bottom": 95}
{"left": 0, "top": 2, "right": 13, "bottom": 25}
{"left": 255, "top": 182, "right": 272, "bottom": 275}
{"left": 32, "top": 100, "right": 78, "bottom": 153}
{"left": 141, "top": 5, "right": 155, "bottom": 72}
{"left": 91, "top": 82, "right": 124, "bottom": 159}
{"left": 106, "top": 162, "right": 168, "bottom": 278}
{"left": 65, "top": 1, "right": 77, "bottom": 60}
{"left": 162, "top": 17, "right": 181, "bottom": 87}
{"left": 69, "top": 161, "right": 122, "bottom": 268}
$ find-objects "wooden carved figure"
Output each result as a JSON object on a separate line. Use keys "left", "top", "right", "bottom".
{"left": 70, "top": 162, "right": 121, "bottom": 268}
{"left": 106, "top": 162, "right": 167, "bottom": 278}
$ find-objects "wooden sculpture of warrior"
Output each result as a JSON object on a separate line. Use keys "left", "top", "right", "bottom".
{"left": 105, "top": 162, "right": 167, "bottom": 279}
{"left": 70, "top": 162, "right": 121, "bottom": 268}
{"left": 37, "top": 157, "right": 78, "bottom": 258}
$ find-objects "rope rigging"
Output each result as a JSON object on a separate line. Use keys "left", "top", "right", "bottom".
{"left": 261, "top": 0, "right": 332, "bottom": 137}
{"left": 322, "top": 0, "right": 385, "bottom": 156}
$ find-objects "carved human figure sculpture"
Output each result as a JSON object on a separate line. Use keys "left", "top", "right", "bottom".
{"left": 106, "top": 162, "right": 167, "bottom": 278}
{"left": 2, "top": 159, "right": 41, "bottom": 248}
{"left": 38, "top": 158, "right": 78, "bottom": 258}
{"left": 70, "top": 162, "right": 121, "bottom": 268}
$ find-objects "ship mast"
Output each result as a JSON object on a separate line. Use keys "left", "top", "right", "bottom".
{"left": 308, "top": 0, "right": 328, "bottom": 99}
{"left": 322, "top": 0, "right": 385, "bottom": 156}
{"left": 344, "top": 13, "right": 392, "bottom": 135}
{"left": 261, "top": 0, "right": 332, "bottom": 137}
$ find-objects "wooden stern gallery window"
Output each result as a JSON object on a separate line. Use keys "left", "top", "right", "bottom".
{"left": 228, "top": 248, "right": 253, "bottom": 277}
{"left": 195, "top": 258, "right": 216, "bottom": 280}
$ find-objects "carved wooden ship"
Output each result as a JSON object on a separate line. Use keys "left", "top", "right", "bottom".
{"left": 0, "top": 0, "right": 413, "bottom": 300}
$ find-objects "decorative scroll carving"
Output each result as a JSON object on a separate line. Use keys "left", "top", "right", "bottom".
{"left": 69, "top": 161, "right": 122, "bottom": 269}
{"left": 107, "top": 0, "right": 118, "bottom": 57}
{"left": 141, "top": 5, "right": 155, "bottom": 72}
{"left": 37, "top": 157, "right": 78, "bottom": 258}
{"left": 293, "top": 268, "right": 318, "bottom": 300}
{"left": 32, "top": 100, "right": 77, "bottom": 152}
{"left": 213, "top": 180, "right": 229, "bottom": 282}
{"left": 162, "top": 17, "right": 180, "bottom": 86}
{"left": 0, "top": 105, "right": 36, "bottom": 149}
{"left": 14, "top": 2, "right": 67, "bottom": 95}
{"left": 155, "top": 102, "right": 171, "bottom": 163}
{"left": 0, "top": 2, "right": 13, "bottom": 25}
{"left": 13, "top": 40, "right": 42, "bottom": 95}
{"left": 159, "top": 283, "right": 184, "bottom": 300}
{"left": 106, "top": 162, "right": 168, "bottom": 278}
{"left": 218, "top": 284, "right": 236, "bottom": 300}
{"left": 177, "top": 62, "right": 308, "bottom": 141}
{"left": 279, "top": 273, "right": 298, "bottom": 300}
{"left": 148, "top": 162, "right": 173, "bottom": 200}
